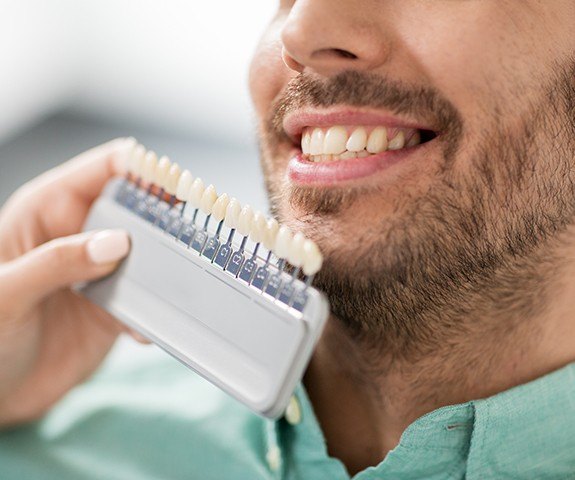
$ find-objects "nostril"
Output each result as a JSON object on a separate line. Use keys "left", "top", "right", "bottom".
{"left": 333, "top": 48, "right": 357, "bottom": 60}
{"left": 282, "top": 46, "right": 305, "bottom": 73}
{"left": 313, "top": 48, "right": 358, "bottom": 61}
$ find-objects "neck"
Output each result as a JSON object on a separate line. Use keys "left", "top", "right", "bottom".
{"left": 304, "top": 276, "right": 575, "bottom": 475}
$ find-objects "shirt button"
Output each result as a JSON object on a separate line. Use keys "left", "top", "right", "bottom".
{"left": 284, "top": 395, "right": 302, "bottom": 425}
{"left": 266, "top": 445, "right": 281, "bottom": 472}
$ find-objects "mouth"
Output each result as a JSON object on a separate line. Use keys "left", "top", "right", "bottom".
{"left": 282, "top": 109, "right": 438, "bottom": 185}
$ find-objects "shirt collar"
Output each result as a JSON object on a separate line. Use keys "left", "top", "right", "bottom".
{"left": 269, "top": 362, "right": 575, "bottom": 479}
{"left": 467, "top": 362, "right": 575, "bottom": 478}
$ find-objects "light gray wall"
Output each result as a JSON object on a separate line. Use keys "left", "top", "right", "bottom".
{"left": 0, "top": 112, "right": 268, "bottom": 212}
{"left": 0, "top": 0, "right": 275, "bottom": 146}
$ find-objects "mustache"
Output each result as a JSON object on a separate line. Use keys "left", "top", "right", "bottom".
{"left": 269, "top": 70, "right": 463, "bottom": 141}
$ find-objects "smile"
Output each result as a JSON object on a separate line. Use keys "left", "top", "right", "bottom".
{"left": 283, "top": 109, "right": 438, "bottom": 185}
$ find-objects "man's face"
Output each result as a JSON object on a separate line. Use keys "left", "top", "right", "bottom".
{"left": 249, "top": 1, "right": 575, "bottom": 354}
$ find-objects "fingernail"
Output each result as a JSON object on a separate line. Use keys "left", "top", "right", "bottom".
{"left": 87, "top": 230, "right": 130, "bottom": 265}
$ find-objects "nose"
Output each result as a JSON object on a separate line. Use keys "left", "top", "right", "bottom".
{"left": 281, "top": 0, "right": 390, "bottom": 76}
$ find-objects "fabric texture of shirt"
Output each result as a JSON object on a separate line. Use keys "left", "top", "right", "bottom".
{"left": 0, "top": 340, "right": 574, "bottom": 479}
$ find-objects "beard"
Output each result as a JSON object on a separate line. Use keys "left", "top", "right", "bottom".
{"left": 260, "top": 67, "right": 575, "bottom": 362}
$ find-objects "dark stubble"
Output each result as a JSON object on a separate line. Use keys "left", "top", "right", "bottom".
{"left": 261, "top": 67, "right": 575, "bottom": 364}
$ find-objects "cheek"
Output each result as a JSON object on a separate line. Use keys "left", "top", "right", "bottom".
{"left": 399, "top": 19, "right": 500, "bottom": 129}
{"left": 249, "top": 27, "right": 293, "bottom": 123}
{"left": 397, "top": 2, "right": 566, "bottom": 126}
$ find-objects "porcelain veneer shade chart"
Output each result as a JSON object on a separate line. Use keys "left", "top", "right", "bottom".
{"left": 80, "top": 142, "right": 329, "bottom": 418}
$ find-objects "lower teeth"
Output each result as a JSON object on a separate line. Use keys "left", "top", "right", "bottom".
{"left": 307, "top": 150, "right": 374, "bottom": 162}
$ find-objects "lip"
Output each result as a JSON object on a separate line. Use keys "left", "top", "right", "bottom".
{"left": 287, "top": 141, "right": 434, "bottom": 185}
{"left": 283, "top": 107, "right": 435, "bottom": 143}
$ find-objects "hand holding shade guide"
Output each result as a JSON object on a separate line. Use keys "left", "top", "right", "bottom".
{"left": 80, "top": 142, "right": 328, "bottom": 418}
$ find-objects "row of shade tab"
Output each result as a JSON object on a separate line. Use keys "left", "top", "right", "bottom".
{"left": 125, "top": 143, "right": 323, "bottom": 277}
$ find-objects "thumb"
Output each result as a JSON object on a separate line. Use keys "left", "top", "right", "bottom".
{"left": 0, "top": 229, "right": 130, "bottom": 307}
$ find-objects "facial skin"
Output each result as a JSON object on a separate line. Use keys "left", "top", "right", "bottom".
{"left": 250, "top": 0, "right": 575, "bottom": 474}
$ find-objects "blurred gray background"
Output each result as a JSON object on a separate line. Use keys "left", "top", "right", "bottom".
{"left": 0, "top": 0, "right": 276, "bottom": 211}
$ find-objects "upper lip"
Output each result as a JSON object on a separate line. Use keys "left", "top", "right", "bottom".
{"left": 282, "top": 107, "right": 436, "bottom": 144}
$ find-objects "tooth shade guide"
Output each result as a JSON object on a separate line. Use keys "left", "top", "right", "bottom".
{"left": 189, "top": 178, "right": 206, "bottom": 209}
{"left": 92, "top": 148, "right": 328, "bottom": 418}
{"left": 128, "top": 143, "right": 145, "bottom": 185}
{"left": 120, "top": 142, "right": 145, "bottom": 204}
{"left": 200, "top": 184, "right": 218, "bottom": 215}
{"left": 143, "top": 186, "right": 179, "bottom": 204}
{"left": 155, "top": 155, "right": 172, "bottom": 190}
{"left": 215, "top": 219, "right": 225, "bottom": 237}
{"left": 212, "top": 193, "right": 230, "bottom": 222}
{"left": 130, "top": 143, "right": 146, "bottom": 171}
{"left": 237, "top": 205, "right": 254, "bottom": 237}
{"left": 176, "top": 170, "right": 194, "bottom": 201}
{"left": 250, "top": 211, "right": 267, "bottom": 244}
{"left": 263, "top": 218, "right": 279, "bottom": 251}
{"left": 224, "top": 198, "right": 242, "bottom": 229}
{"left": 166, "top": 163, "right": 182, "bottom": 196}
{"left": 83, "top": 177, "right": 330, "bottom": 417}
{"left": 115, "top": 169, "right": 323, "bottom": 312}
{"left": 121, "top": 143, "right": 325, "bottom": 307}
{"left": 142, "top": 151, "right": 158, "bottom": 185}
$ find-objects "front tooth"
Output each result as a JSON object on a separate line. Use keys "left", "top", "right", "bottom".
{"left": 310, "top": 128, "right": 324, "bottom": 155}
{"left": 323, "top": 126, "right": 347, "bottom": 154}
{"left": 367, "top": 127, "right": 388, "bottom": 154}
{"left": 263, "top": 218, "right": 279, "bottom": 251}
{"left": 211, "top": 193, "right": 229, "bottom": 222}
{"left": 321, "top": 155, "right": 333, "bottom": 162}
{"left": 302, "top": 239, "right": 323, "bottom": 276}
{"left": 356, "top": 151, "right": 369, "bottom": 158}
{"left": 200, "top": 184, "right": 218, "bottom": 214}
{"left": 188, "top": 178, "right": 205, "bottom": 208}
{"left": 346, "top": 127, "right": 367, "bottom": 152}
{"left": 288, "top": 232, "right": 306, "bottom": 267}
{"left": 388, "top": 131, "right": 406, "bottom": 150}
{"left": 176, "top": 169, "right": 193, "bottom": 201}
{"left": 224, "top": 198, "right": 241, "bottom": 229}
{"left": 165, "top": 163, "right": 181, "bottom": 195}
{"left": 237, "top": 205, "right": 254, "bottom": 236}
{"left": 250, "top": 211, "right": 267, "bottom": 244}
{"left": 275, "top": 225, "right": 293, "bottom": 259}
{"left": 142, "top": 151, "right": 158, "bottom": 183}
{"left": 301, "top": 131, "right": 311, "bottom": 155}
{"left": 155, "top": 155, "right": 171, "bottom": 188}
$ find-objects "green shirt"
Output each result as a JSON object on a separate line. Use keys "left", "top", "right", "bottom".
{"left": 1, "top": 343, "right": 574, "bottom": 479}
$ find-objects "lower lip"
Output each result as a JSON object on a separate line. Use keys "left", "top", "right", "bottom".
{"left": 287, "top": 147, "right": 422, "bottom": 185}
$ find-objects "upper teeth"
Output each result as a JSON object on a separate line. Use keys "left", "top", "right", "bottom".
{"left": 301, "top": 126, "right": 420, "bottom": 161}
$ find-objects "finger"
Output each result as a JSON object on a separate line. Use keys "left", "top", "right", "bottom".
{"left": 6, "top": 137, "right": 137, "bottom": 240}
{"left": 27, "top": 137, "right": 136, "bottom": 203}
{"left": 127, "top": 330, "right": 152, "bottom": 345}
{"left": 0, "top": 229, "right": 130, "bottom": 307}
